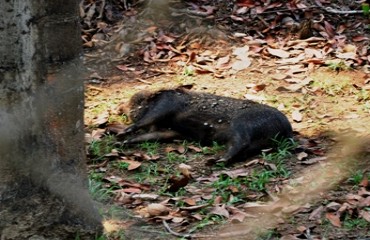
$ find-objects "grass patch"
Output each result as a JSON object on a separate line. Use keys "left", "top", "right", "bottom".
{"left": 343, "top": 216, "right": 369, "bottom": 230}
{"left": 88, "top": 135, "right": 117, "bottom": 161}
{"left": 88, "top": 178, "right": 114, "bottom": 202}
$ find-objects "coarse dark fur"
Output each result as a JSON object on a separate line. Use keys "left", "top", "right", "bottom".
{"left": 121, "top": 86, "right": 293, "bottom": 164}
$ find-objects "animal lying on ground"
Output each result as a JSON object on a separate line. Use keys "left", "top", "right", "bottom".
{"left": 119, "top": 86, "right": 293, "bottom": 164}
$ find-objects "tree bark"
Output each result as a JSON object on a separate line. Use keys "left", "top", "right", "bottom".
{"left": 0, "top": 0, "right": 102, "bottom": 238}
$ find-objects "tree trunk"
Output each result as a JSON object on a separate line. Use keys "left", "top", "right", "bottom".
{"left": 0, "top": 0, "right": 102, "bottom": 238}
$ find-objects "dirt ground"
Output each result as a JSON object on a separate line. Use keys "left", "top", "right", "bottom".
{"left": 82, "top": 1, "right": 370, "bottom": 239}
{"left": 85, "top": 66, "right": 370, "bottom": 240}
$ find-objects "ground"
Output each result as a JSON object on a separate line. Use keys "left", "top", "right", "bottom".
{"left": 81, "top": 1, "right": 370, "bottom": 239}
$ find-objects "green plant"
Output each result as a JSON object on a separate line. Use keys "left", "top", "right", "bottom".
{"left": 189, "top": 214, "right": 226, "bottom": 233}
{"left": 325, "top": 60, "right": 352, "bottom": 72}
{"left": 356, "top": 89, "right": 370, "bottom": 102}
{"left": 343, "top": 217, "right": 369, "bottom": 230}
{"left": 263, "top": 137, "right": 296, "bottom": 164}
{"left": 202, "top": 141, "right": 226, "bottom": 155}
{"left": 139, "top": 141, "right": 160, "bottom": 156}
{"left": 247, "top": 169, "right": 274, "bottom": 191}
{"left": 183, "top": 66, "right": 195, "bottom": 76}
{"left": 210, "top": 175, "right": 244, "bottom": 203}
{"left": 256, "top": 229, "right": 280, "bottom": 240}
{"left": 89, "top": 171, "right": 105, "bottom": 182}
{"left": 347, "top": 170, "right": 365, "bottom": 185}
{"left": 89, "top": 135, "right": 117, "bottom": 160}
{"left": 108, "top": 113, "right": 130, "bottom": 124}
{"left": 166, "top": 152, "right": 187, "bottom": 163}
{"left": 312, "top": 76, "right": 351, "bottom": 96}
{"left": 88, "top": 179, "right": 114, "bottom": 202}
{"left": 132, "top": 162, "right": 160, "bottom": 184}
{"left": 362, "top": 3, "right": 370, "bottom": 15}
{"left": 115, "top": 161, "right": 130, "bottom": 170}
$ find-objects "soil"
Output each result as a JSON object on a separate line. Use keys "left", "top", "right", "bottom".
{"left": 0, "top": 181, "right": 101, "bottom": 240}
{"left": 82, "top": 1, "right": 370, "bottom": 239}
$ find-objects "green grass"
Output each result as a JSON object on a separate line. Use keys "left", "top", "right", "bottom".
{"left": 114, "top": 161, "right": 130, "bottom": 170}
{"left": 166, "top": 152, "right": 187, "bottom": 163}
{"left": 201, "top": 141, "right": 226, "bottom": 155}
{"left": 343, "top": 216, "right": 369, "bottom": 230}
{"left": 189, "top": 214, "right": 226, "bottom": 233}
{"left": 256, "top": 229, "right": 280, "bottom": 240}
{"left": 325, "top": 60, "right": 352, "bottom": 72}
{"left": 139, "top": 141, "right": 160, "bottom": 156}
{"left": 311, "top": 76, "right": 352, "bottom": 96}
{"left": 246, "top": 137, "right": 296, "bottom": 191}
{"left": 210, "top": 174, "right": 243, "bottom": 203}
{"left": 347, "top": 170, "right": 365, "bottom": 185}
{"left": 131, "top": 162, "right": 161, "bottom": 184}
{"left": 88, "top": 178, "right": 114, "bottom": 202}
{"left": 89, "top": 134, "right": 117, "bottom": 160}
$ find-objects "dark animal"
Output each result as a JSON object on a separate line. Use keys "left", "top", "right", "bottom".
{"left": 120, "top": 86, "right": 293, "bottom": 164}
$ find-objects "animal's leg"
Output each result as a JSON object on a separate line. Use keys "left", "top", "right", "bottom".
{"left": 124, "top": 130, "right": 181, "bottom": 144}
{"left": 217, "top": 132, "right": 251, "bottom": 164}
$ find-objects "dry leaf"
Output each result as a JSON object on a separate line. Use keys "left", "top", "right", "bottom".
{"left": 121, "top": 160, "right": 142, "bottom": 170}
{"left": 184, "top": 198, "right": 197, "bottom": 206}
{"left": 297, "top": 152, "right": 308, "bottom": 160}
{"left": 210, "top": 205, "right": 230, "bottom": 218}
{"left": 325, "top": 212, "right": 341, "bottom": 227}
{"left": 309, "top": 206, "right": 324, "bottom": 220}
{"left": 292, "top": 110, "right": 303, "bottom": 122}
{"left": 147, "top": 203, "right": 169, "bottom": 216}
{"left": 360, "top": 210, "right": 370, "bottom": 222}
{"left": 232, "top": 57, "right": 251, "bottom": 71}
{"left": 267, "top": 47, "right": 290, "bottom": 58}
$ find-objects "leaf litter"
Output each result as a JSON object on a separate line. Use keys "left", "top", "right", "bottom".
{"left": 82, "top": 0, "right": 370, "bottom": 239}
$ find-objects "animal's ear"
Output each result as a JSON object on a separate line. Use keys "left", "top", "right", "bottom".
{"left": 176, "top": 84, "right": 194, "bottom": 91}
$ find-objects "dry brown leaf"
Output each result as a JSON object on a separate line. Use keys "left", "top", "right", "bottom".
{"left": 91, "top": 128, "right": 106, "bottom": 140}
{"left": 210, "top": 205, "right": 230, "bottom": 218}
{"left": 359, "top": 177, "right": 369, "bottom": 188}
{"left": 167, "top": 174, "right": 190, "bottom": 192}
{"left": 292, "top": 110, "right": 303, "bottom": 122}
{"left": 309, "top": 205, "right": 324, "bottom": 220}
{"left": 179, "top": 163, "right": 192, "bottom": 178}
{"left": 220, "top": 168, "right": 249, "bottom": 178}
{"left": 297, "top": 151, "right": 308, "bottom": 160}
{"left": 147, "top": 203, "right": 169, "bottom": 217}
{"left": 215, "top": 55, "right": 230, "bottom": 68}
{"left": 232, "top": 57, "right": 251, "bottom": 71}
{"left": 187, "top": 145, "right": 202, "bottom": 153}
{"left": 325, "top": 212, "right": 341, "bottom": 227}
{"left": 296, "top": 225, "right": 306, "bottom": 233}
{"left": 326, "top": 202, "right": 341, "bottom": 212}
{"left": 121, "top": 187, "right": 142, "bottom": 194}
{"left": 352, "top": 35, "right": 369, "bottom": 42}
{"left": 92, "top": 112, "right": 109, "bottom": 126}
{"left": 172, "top": 217, "right": 185, "bottom": 223}
{"left": 324, "top": 21, "right": 336, "bottom": 39}
{"left": 272, "top": 73, "right": 289, "bottom": 80}
{"left": 267, "top": 47, "right": 290, "bottom": 58}
{"left": 121, "top": 159, "right": 141, "bottom": 170}
{"left": 360, "top": 210, "right": 370, "bottom": 222}
{"left": 184, "top": 198, "right": 197, "bottom": 206}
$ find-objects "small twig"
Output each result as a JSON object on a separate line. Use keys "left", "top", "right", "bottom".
{"left": 135, "top": 78, "right": 153, "bottom": 84}
{"left": 162, "top": 220, "right": 191, "bottom": 239}
{"left": 323, "top": 7, "right": 362, "bottom": 14}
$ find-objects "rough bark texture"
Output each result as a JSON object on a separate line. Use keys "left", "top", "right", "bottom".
{"left": 0, "top": 0, "right": 102, "bottom": 238}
